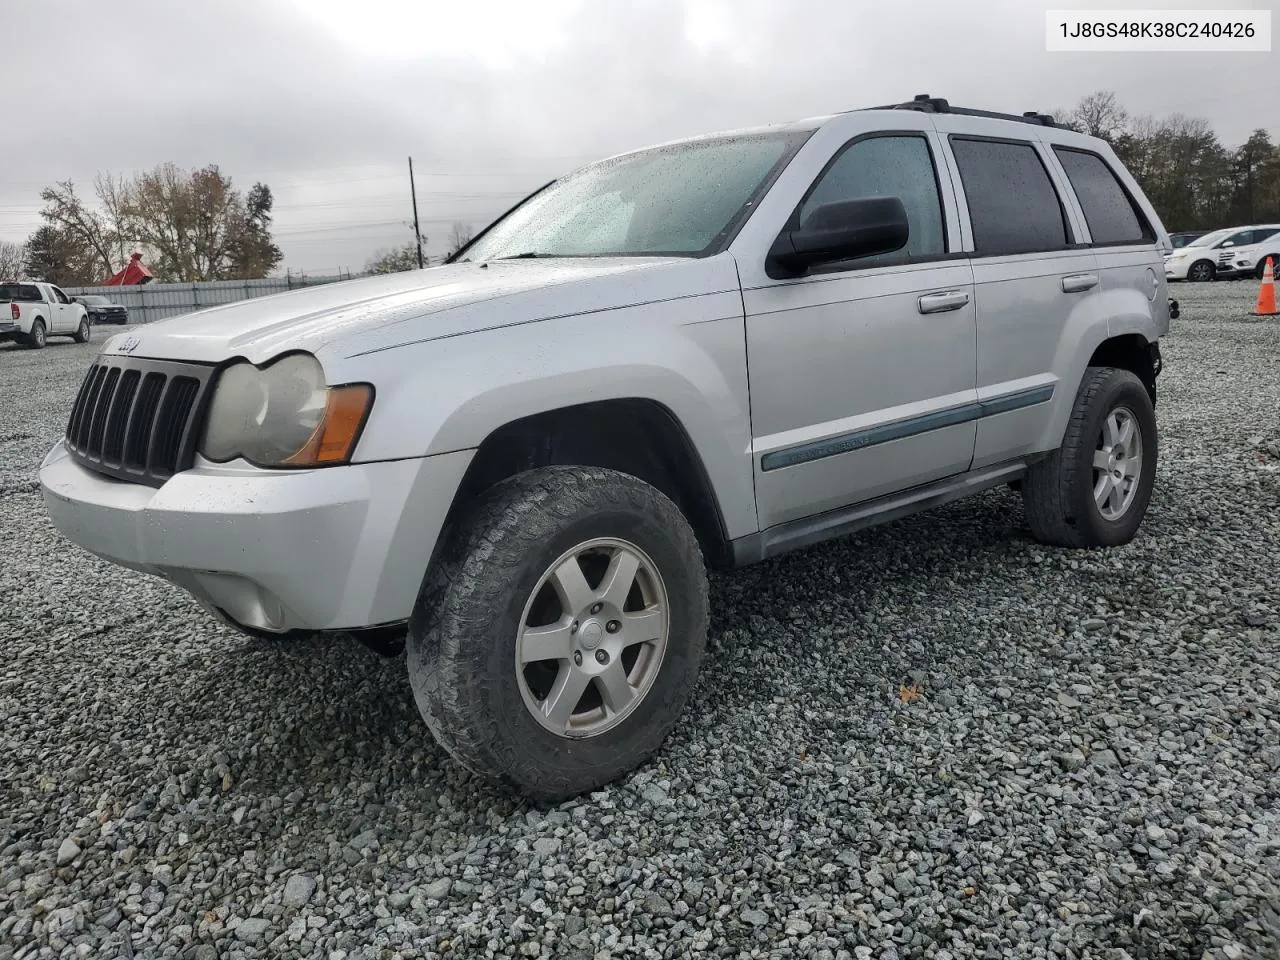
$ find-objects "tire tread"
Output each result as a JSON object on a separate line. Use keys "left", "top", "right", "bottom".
{"left": 408, "top": 466, "right": 707, "bottom": 802}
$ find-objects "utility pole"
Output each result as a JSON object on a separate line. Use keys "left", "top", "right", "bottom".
{"left": 408, "top": 156, "right": 424, "bottom": 269}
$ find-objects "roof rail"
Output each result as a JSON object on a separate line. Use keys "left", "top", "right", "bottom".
{"left": 866, "top": 94, "right": 1057, "bottom": 128}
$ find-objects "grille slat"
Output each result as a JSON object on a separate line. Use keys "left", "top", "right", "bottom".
{"left": 86, "top": 368, "right": 120, "bottom": 456}
{"left": 64, "top": 357, "right": 213, "bottom": 487}
{"left": 101, "top": 369, "right": 140, "bottom": 465}
{"left": 75, "top": 367, "right": 108, "bottom": 449}
{"left": 66, "top": 368, "right": 99, "bottom": 443}
{"left": 147, "top": 377, "right": 200, "bottom": 477}
{"left": 123, "top": 373, "right": 165, "bottom": 470}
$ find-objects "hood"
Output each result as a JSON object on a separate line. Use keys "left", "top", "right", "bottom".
{"left": 99, "top": 256, "right": 737, "bottom": 366}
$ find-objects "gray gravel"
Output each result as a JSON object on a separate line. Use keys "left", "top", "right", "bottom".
{"left": 2, "top": 285, "right": 1279, "bottom": 959}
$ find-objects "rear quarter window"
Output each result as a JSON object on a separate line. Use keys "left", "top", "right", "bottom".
{"left": 950, "top": 137, "right": 1070, "bottom": 256}
{"left": 1052, "top": 147, "right": 1153, "bottom": 245}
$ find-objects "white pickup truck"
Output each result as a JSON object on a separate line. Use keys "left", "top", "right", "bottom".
{"left": 1, "top": 280, "right": 91, "bottom": 349}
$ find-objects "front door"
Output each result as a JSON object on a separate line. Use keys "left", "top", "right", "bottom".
{"left": 739, "top": 129, "right": 978, "bottom": 530}
{"left": 49, "top": 285, "right": 74, "bottom": 333}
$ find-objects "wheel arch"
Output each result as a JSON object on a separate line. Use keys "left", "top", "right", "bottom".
{"left": 1036, "top": 319, "right": 1160, "bottom": 454}
{"left": 440, "top": 398, "right": 735, "bottom": 568}
{"left": 1088, "top": 333, "right": 1158, "bottom": 405}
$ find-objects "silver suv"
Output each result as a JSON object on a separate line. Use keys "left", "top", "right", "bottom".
{"left": 41, "top": 95, "right": 1173, "bottom": 799}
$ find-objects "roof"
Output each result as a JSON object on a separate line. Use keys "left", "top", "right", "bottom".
{"left": 591, "top": 95, "right": 1076, "bottom": 169}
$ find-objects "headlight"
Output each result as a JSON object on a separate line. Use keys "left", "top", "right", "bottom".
{"left": 199, "top": 352, "right": 373, "bottom": 468}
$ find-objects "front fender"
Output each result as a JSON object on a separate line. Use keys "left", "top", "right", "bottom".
{"left": 329, "top": 292, "right": 759, "bottom": 540}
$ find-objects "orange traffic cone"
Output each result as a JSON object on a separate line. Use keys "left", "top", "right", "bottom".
{"left": 1254, "top": 256, "right": 1277, "bottom": 316}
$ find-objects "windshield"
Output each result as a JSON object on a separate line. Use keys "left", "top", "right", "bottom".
{"left": 79, "top": 296, "right": 107, "bottom": 305}
{"left": 459, "top": 130, "right": 811, "bottom": 262}
{"left": 1185, "top": 229, "right": 1231, "bottom": 248}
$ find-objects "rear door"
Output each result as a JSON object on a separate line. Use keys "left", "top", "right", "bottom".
{"left": 933, "top": 120, "right": 1101, "bottom": 468}
{"left": 1048, "top": 144, "right": 1163, "bottom": 345}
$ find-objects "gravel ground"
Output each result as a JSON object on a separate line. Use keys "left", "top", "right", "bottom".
{"left": 1, "top": 285, "right": 1279, "bottom": 960}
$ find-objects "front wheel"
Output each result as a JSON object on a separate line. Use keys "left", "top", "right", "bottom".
{"left": 1187, "top": 260, "right": 1215, "bottom": 283}
{"left": 72, "top": 317, "right": 91, "bottom": 344}
{"left": 407, "top": 466, "right": 708, "bottom": 801}
{"left": 1022, "top": 367, "right": 1157, "bottom": 548}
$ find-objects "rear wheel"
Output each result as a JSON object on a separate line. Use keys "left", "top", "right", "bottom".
{"left": 24, "top": 320, "right": 46, "bottom": 349}
{"left": 1187, "top": 260, "right": 1215, "bottom": 283}
{"left": 1022, "top": 367, "right": 1157, "bottom": 548}
{"left": 72, "top": 317, "right": 91, "bottom": 344}
{"left": 407, "top": 466, "right": 708, "bottom": 801}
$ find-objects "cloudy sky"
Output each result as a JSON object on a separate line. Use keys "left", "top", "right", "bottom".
{"left": 3, "top": 0, "right": 1276, "bottom": 274}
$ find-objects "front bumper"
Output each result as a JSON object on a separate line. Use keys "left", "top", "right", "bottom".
{"left": 39, "top": 442, "right": 472, "bottom": 633}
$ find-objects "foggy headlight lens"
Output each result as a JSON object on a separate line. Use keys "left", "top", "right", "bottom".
{"left": 199, "top": 353, "right": 372, "bottom": 467}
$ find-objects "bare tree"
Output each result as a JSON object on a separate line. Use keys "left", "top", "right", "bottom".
{"left": 117, "top": 164, "right": 282, "bottom": 281}
{"left": 0, "top": 239, "right": 26, "bottom": 278}
{"left": 38, "top": 180, "right": 120, "bottom": 278}
{"left": 1071, "top": 91, "right": 1129, "bottom": 142}
{"left": 447, "top": 221, "right": 474, "bottom": 258}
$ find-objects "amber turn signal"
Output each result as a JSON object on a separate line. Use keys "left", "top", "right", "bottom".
{"left": 283, "top": 384, "right": 374, "bottom": 466}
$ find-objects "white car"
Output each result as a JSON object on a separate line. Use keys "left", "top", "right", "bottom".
{"left": 1219, "top": 224, "right": 1280, "bottom": 280}
{"left": 1164, "top": 225, "right": 1280, "bottom": 282}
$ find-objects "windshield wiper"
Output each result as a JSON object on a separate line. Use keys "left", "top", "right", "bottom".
{"left": 494, "top": 252, "right": 545, "bottom": 260}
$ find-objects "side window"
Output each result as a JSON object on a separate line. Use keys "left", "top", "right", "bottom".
{"left": 1052, "top": 147, "right": 1153, "bottom": 245}
{"left": 52, "top": 286, "right": 70, "bottom": 304}
{"left": 1221, "top": 231, "right": 1253, "bottom": 248}
{"left": 950, "top": 137, "right": 1070, "bottom": 256}
{"left": 799, "top": 134, "right": 946, "bottom": 265}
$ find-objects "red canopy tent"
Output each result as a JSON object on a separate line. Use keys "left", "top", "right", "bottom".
{"left": 103, "top": 252, "right": 154, "bottom": 286}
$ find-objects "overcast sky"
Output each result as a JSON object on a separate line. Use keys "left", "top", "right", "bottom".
{"left": 3, "top": 0, "right": 1276, "bottom": 274}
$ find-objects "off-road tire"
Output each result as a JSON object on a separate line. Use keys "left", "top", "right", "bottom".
{"left": 72, "top": 317, "right": 91, "bottom": 344}
{"left": 1022, "top": 367, "right": 1157, "bottom": 548}
{"left": 407, "top": 465, "right": 708, "bottom": 801}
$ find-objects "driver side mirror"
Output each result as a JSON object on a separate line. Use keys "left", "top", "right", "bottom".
{"left": 767, "top": 196, "right": 910, "bottom": 278}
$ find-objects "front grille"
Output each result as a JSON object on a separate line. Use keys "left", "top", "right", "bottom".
{"left": 64, "top": 356, "right": 216, "bottom": 486}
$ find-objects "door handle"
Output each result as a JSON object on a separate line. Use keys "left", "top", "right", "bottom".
{"left": 1061, "top": 273, "right": 1099, "bottom": 293}
{"left": 917, "top": 291, "right": 970, "bottom": 314}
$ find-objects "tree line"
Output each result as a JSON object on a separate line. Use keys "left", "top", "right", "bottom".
{"left": 1053, "top": 90, "right": 1280, "bottom": 231}
{"left": 7, "top": 163, "right": 283, "bottom": 286}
